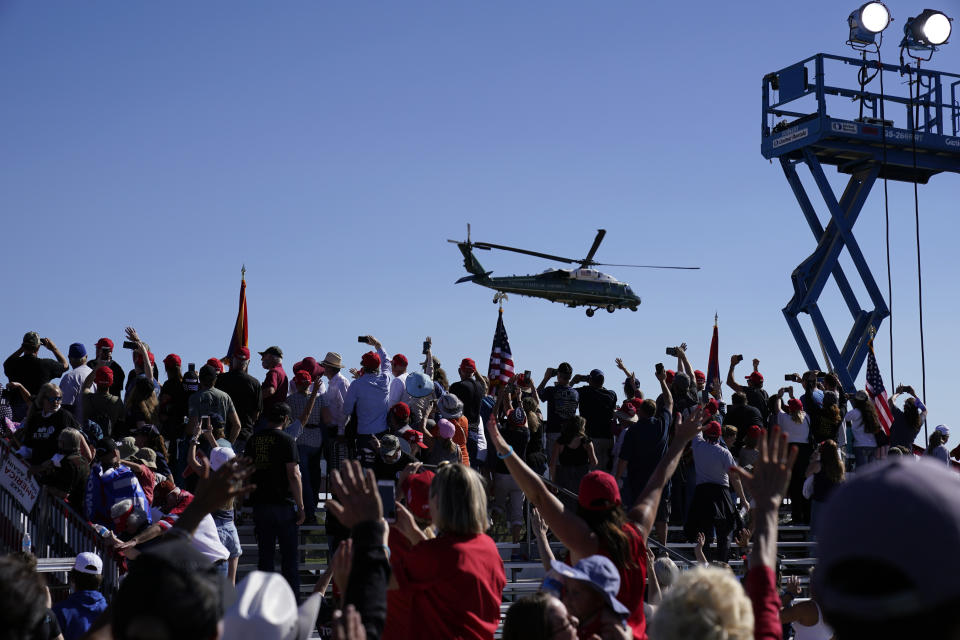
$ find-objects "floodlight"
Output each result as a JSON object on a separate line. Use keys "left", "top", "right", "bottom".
{"left": 848, "top": 2, "right": 892, "bottom": 45}
{"left": 902, "top": 9, "right": 952, "bottom": 50}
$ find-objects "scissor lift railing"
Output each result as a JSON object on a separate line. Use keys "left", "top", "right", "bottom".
{"left": 760, "top": 53, "right": 960, "bottom": 391}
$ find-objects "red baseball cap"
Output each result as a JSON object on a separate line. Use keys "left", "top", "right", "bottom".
{"left": 787, "top": 398, "right": 804, "bottom": 414}
{"left": 207, "top": 358, "right": 224, "bottom": 373}
{"left": 460, "top": 358, "right": 476, "bottom": 373}
{"left": 398, "top": 426, "right": 428, "bottom": 449}
{"left": 133, "top": 351, "right": 156, "bottom": 365}
{"left": 694, "top": 370, "right": 706, "bottom": 381}
{"left": 390, "top": 402, "right": 411, "bottom": 421}
{"left": 96, "top": 338, "right": 114, "bottom": 350}
{"left": 392, "top": 354, "right": 408, "bottom": 367}
{"left": 163, "top": 354, "right": 182, "bottom": 368}
{"left": 746, "top": 425, "right": 763, "bottom": 441}
{"left": 402, "top": 470, "right": 435, "bottom": 521}
{"left": 704, "top": 398, "right": 720, "bottom": 416}
{"left": 235, "top": 346, "right": 251, "bottom": 360}
{"left": 361, "top": 351, "right": 381, "bottom": 369}
{"left": 665, "top": 369, "right": 676, "bottom": 385}
{"left": 704, "top": 421, "right": 722, "bottom": 439}
{"left": 626, "top": 398, "right": 645, "bottom": 413}
{"left": 293, "top": 369, "right": 312, "bottom": 385}
{"left": 293, "top": 357, "right": 324, "bottom": 380}
{"left": 746, "top": 371, "right": 764, "bottom": 384}
{"left": 578, "top": 471, "right": 621, "bottom": 511}
{"left": 94, "top": 366, "right": 114, "bottom": 386}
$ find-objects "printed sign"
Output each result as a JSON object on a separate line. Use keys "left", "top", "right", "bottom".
{"left": 772, "top": 127, "right": 809, "bottom": 148}
{"left": 0, "top": 447, "right": 40, "bottom": 512}
{"left": 831, "top": 121, "right": 858, "bottom": 134}
{"left": 946, "top": 137, "right": 960, "bottom": 148}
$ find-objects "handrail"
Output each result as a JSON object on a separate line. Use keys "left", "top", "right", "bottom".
{"left": 0, "top": 438, "right": 121, "bottom": 598}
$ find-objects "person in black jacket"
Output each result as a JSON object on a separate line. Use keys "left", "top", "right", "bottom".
{"left": 325, "top": 459, "right": 391, "bottom": 640}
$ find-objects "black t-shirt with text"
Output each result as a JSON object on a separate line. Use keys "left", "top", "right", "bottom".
{"left": 247, "top": 429, "right": 299, "bottom": 505}
{"left": 539, "top": 384, "right": 579, "bottom": 434}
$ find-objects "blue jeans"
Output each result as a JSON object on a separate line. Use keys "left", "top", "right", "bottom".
{"left": 298, "top": 443, "right": 324, "bottom": 520}
{"left": 252, "top": 503, "right": 300, "bottom": 598}
{"left": 854, "top": 446, "right": 877, "bottom": 469}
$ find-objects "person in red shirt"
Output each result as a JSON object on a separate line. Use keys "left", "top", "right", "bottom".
{"left": 258, "top": 346, "right": 288, "bottom": 413}
{"left": 392, "top": 463, "right": 505, "bottom": 640}
{"left": 383, "top": 468, "right": 435, "bottom": 640}
{"left": 488, "top": 365, "right": 706, "bottom": 640}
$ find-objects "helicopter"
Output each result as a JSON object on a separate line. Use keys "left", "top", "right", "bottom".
{"left": 448, "top": 226, "right": 699, "bottom": 316}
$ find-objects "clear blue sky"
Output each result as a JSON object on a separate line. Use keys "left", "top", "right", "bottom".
{"left": 1, "top": 2, "right": 957, "bottom": 442}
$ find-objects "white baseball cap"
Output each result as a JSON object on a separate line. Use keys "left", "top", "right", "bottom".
{"left": 210, "top": 446, "right": 236, "bottom": 471}
{"left": 73, "top": 551, "right": 103, "bottom": 575}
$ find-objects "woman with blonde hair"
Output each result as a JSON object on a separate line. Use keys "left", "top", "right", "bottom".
{"left": 392, "top": 462, "right": 505, "bottom": 639}
{"left": 649, "top": 565, "right": 754, "bottom": 640}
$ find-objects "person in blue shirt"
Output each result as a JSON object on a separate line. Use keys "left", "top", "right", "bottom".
{"left": 53, "top": 552, "right": 108, "bottom": 640}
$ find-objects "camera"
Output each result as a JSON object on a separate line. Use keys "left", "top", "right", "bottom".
{"left": 357, "top": 336, "right": 369, "bottom": 344}
{"left": 122, "top": 341, "right": 138, "bottom": 350}
{"left": 665, "top": 347, "right": 680, "bottom": 357}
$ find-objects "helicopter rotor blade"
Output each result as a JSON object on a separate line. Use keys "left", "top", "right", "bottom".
{"left": 471, "top": 242, "right": 579, "bottom": 264}
{"left": 593, "top": 262, "right": 701, "bottom": 270}
{"left": 581, "top": 229, "right": 606, "bottom": 267}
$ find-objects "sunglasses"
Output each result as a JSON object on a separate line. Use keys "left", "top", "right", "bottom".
{"left": 47, "top": 396, "right": 63, "bottom": 404}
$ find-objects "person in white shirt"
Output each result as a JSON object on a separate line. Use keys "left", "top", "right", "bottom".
{"left": 847, "top": 390, "right": 881, "bottom": 468}
{"left": 684, "top": 422, "right": 748, "bottom": 563}
{"left": 388, "top": 353, "right": 410, "bottom": 406}
{"left": 60, "top": 343, "right": 93, "bottom": 421}
{"left": 774, "top": 387, "right": 813, "bottom": 525}
{"left": 320, "top": 351, "right": 350, "bottom": 474}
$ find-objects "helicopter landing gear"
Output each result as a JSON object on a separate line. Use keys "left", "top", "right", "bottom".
{"left": 585, "top": 308, "right": 595, "bottom": 317}
{"left": 630, "top": 306, "right": 638, "bottom": 312}
{"left": 606, "top": 305, "right": 616, "bottom": 313}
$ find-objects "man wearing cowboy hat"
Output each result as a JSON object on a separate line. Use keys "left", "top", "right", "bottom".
{"left": 318, "top": 351, "right": 350, "bottom": 436}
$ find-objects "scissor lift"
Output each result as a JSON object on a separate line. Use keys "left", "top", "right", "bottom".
{"left": 761, "top": 53, "right": 960, "bottom": 390}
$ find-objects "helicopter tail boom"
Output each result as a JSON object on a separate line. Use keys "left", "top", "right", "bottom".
{"left": 456, "top": 243, "right": 491, "bottom": 282}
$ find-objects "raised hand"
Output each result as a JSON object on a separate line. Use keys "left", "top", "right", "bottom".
{"left": 325, "top": 460, "right": 383, "bottom": 529}
{"left": 674, "top": 406, "right": 705, "bottom": 444}
{"left": 730, "top": 427, "right": 798, "bottom": 512}
{"left": 332, "top": 538, "right": 354, "bottom": 596}
{"left": 332, "top": 605, "right": 367, "bottom": 640}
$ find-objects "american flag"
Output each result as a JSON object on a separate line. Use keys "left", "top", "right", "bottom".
{"left": 865, "top": 345, "right": 894, "bottom": 434}
{"left": 488, "top": 309, "right": 515, "bottom": 386}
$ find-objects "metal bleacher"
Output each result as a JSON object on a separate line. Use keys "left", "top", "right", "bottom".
{"left": 235, "top": 493, "right": 819, "bottom": 635}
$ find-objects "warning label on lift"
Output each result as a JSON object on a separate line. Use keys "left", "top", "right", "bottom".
{"left": 831, "top": 121, "right": 858, "bottom": 134}
{"left": 772, "top": 127, "right": 809, "bottom": 148}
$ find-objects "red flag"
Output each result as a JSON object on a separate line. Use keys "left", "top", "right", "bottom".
{"left": 225, "top": 270, "right": 248, "bottom": 361}
{"left": 705, "top": 316, "right": 720, "bottom": 394}
{"left": 488, "top": 309, "right": 515, "bottom": 386}
{"left": 865, "top": 343, "right": 893, "bottom": 434}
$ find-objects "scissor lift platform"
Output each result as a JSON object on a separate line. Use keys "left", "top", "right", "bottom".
{"left": 760, "top": 53, "right": 960, "bottom": 390}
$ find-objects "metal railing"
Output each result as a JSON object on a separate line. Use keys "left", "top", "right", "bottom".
{"left": 0, "top": 439, "right": 121, "bottom": 598}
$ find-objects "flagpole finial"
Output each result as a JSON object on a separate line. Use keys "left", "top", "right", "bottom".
{"left": 241, "top": 264, "right": 246, "bottom": 278}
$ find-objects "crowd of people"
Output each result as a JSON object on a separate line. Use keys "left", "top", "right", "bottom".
{"left": 1, "top": 328, "right": 957, "bottom": 640}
